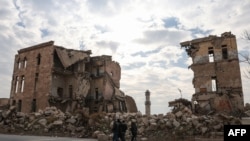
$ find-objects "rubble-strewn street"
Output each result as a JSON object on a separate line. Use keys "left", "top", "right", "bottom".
{"left": 1, "top": 104, "right": 248, "bottom": 141}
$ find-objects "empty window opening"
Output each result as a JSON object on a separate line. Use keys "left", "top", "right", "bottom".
{"left": 12, "top": 100, "right": 16, "bottom": 106}
{"left": 120, "top": 101, "right": 123, "bottom": 111}
{"left": 15, "top": 76, "right": 19, "bottom": 93}
{"left": 121, "top": 101, "right": 126, "bottom": 111}
{"left": 77, "top": 63, "right": 80, "bottom": 71}
{"left": 23, "top": 58, "right": 27, "bottom": 68}
{"left": 32, "top": 99, "right": 36, "bottom": 112}
{"left": 222, "top": 48, "right": 228, "bottom": 59}
{"left": 68, "top": 65, "right": 74, "bottom": 72}
{"left": 96, "top": 67, "right": 100, "bottom": 76}
{"left": 119, "top": 101, "right": 126, "bottom": 111}
{"left": 209, "top": 53, "right": 214, "bottom": 62}
{"left": 78, "top": 62, "right": 85, "bottom": 72}
{"left": 95, "top": 88, "right": 99, "bottom": 100}
{"left": 37, "top": 54, "right": 41, "bottom": 65}
{"left": 18, "top": 100, "right": 22, "bottom": 112}
{"left": 208, "top": 47, "right": 214, "bottom": 62}
{"left": 20, "top": 75, "right": 25, "bottom": 93}
{"left": 18, "top": 59, "right": 22, "bottom": 69}
{"left": 69, "top": 85, "right": 73, "bottom": 98}
{"left": 211, "top": 77, "right": 217, "bottom": 92}
{"left": 34, "top": 73, "right": 39, "bottom": 91}
{"left": 57, "top": 87, "right": 63, "bottom": 98}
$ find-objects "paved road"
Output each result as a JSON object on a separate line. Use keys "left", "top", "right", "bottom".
{"left": 241, "top": 117, "right": 250, "bottom": 125}
{"left": 0, "top": 134, "right": 97, "bottom": 141}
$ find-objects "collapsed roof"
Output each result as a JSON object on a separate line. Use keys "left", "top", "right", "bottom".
{"left": 55, "top": 46, "right": 91, "bottom": 68}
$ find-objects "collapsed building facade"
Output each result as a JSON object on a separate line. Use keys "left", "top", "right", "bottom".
{"left": 9, "top": 41, "right": 137, "bottom": 113}
{"left": 180, "top": 32, "right": 244, "bottom": 115}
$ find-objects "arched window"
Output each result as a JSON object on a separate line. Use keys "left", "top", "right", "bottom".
{"left": 23, "top": 57, "right": 27, "bottom": 68}
{"left": 20, "top": 75, "right": 25, "bottom": 93}
{"left": 15, "top": 76, "right": 19, "bottom": 93}
{"left": 34, "top": 73, "right": 39, "bottom": 91}
{"left": 17, "top": 58, "right": 21, "bottom": 69}
{"left": 12, "top": 100, "right": 16, "bottom": 106}
{"left": 37, "top": 54, "right": 41, "bottom": 65}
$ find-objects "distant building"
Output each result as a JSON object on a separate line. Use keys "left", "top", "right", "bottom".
{"left": 180, "top": 32, "right": 244, "bottom": 115}
{"left": 145, "top": 90, "right": 151, "bottom": 116}
{"left": 0, "top": 98, "right": 9, "bottom": 110}
{"left": 9, "top": 41, "right": 137, "bottom": 113}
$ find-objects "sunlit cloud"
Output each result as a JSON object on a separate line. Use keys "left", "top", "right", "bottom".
{"left": 0, "top": 0, "right": 250, "bottom": 114}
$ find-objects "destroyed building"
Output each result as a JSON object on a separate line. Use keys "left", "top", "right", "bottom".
{"left": 9, "top": 41, "right": 137, "bottom": 113}
{"left": 180, "top": 32, "right": 244, "bottom": 115}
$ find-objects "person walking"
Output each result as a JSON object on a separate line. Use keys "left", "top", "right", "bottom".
{"left": 120, "top": 120, "right": 127, "bottom": 141}
{"left": 112, "top": 119, "right": 121, "bottom": 141}
{"left": 130, "top": 121, "right": 137, "bottom": 141}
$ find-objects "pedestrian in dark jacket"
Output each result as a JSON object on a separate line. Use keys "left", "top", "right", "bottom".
{"left": 130, "top": 121, "right": 137, "bottom": 141}
{"left": 112, "top": 119, "right": 121, "bottom": 141}
{"left": 120, "top": 120, "right": 127, "bottom": 141}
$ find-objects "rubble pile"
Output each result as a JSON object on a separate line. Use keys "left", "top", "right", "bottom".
{"left": 0, "top": 105, "right": 243, "bottom": 141}
{"left": 0, "top": 106, "right": 92, "bottom": 138}
{"left": 94, "top": 106, "right": 241, "bottom": 141}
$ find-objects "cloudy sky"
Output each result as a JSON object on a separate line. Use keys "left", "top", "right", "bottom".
{"left": 1, "top": 0, "right": 250, "bottom": 114}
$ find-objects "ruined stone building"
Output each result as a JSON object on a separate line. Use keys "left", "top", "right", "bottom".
{"left": 180, "top": 32, "right": 244, "bottom": 115}
{"left": 9, "top": 41, "right": 137, "bottom": 113}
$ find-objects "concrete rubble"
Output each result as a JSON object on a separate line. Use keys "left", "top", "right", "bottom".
{"left": 0, "top": 104, "right": 247, "bottom": 141}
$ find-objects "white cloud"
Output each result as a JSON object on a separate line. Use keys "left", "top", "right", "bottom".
{"left": 1, "top": 0, "right": 250, "bottom": 114}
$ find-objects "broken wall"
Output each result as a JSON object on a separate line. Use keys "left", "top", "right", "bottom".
{"left": 9, "top": 41, "right": 137, "bottom": 114}
{"left": 86, "top": 55, "right": 121, "bottom": 101}
{"left": 105, "top": 61, "right": 121, "bottom": 88}
{"left": 103, "top": 76, "right": 115, "bottom": 100}
{"left": 89, "top": 77, "right": 105, "bottom": 100}
{"left": 10, "top": 41, "right": 55, "bottom": 113}
{"left": 181, "top": 32, "right": 244, "bottom": 114}
{"left": 191, "top": 37, "right": 238, "bottom": 64}
{"left": 191, "top": 61, "right": 242, "bottom": 93}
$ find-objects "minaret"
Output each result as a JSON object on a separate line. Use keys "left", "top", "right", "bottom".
{"left": 145, "top": 90, "right": 151, "bottom": 116}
